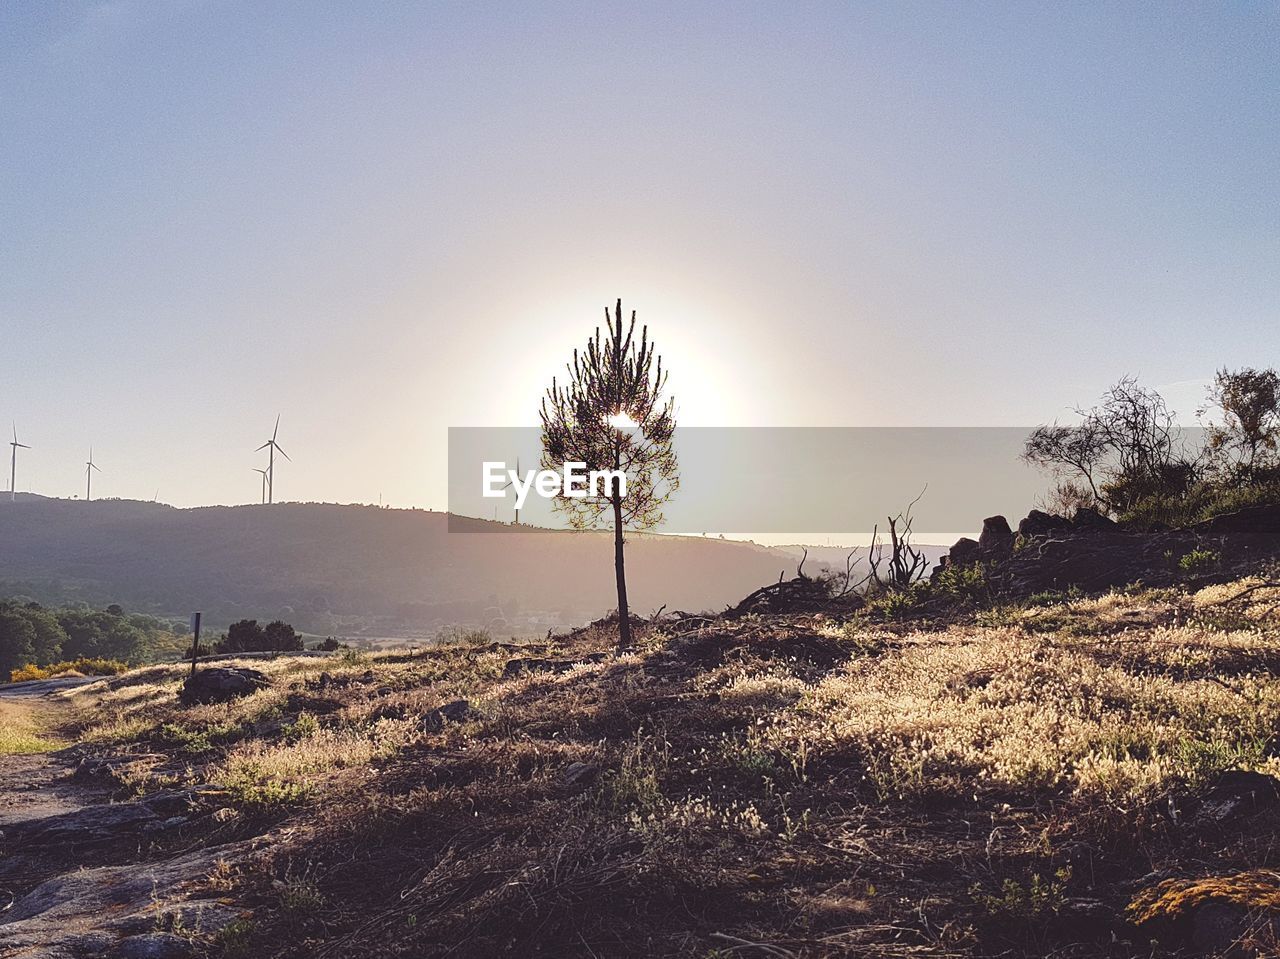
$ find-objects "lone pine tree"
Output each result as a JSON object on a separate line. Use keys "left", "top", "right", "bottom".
{"left": 540, "top": 299, "right": 678, "bottom": 649}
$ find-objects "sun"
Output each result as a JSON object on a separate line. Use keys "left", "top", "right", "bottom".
{"left": 607, "top": 411, "right": 639, "bottom": 430}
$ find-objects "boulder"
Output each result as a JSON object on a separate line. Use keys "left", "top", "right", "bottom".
{"left": 7, "top": 800, "right": 160, "bottom": 847}
{"left": 0, "top": 844, "right": 247, "bottom": 956}
{"left": 561, "top": 761, "right": 601, "bottom": 789}
{"left": 1017, "top": 509, "right": 1073, "bottom": 540}
{"left": 1129, "top": 871, "right": 1280, "bottom": 957}
{"left": 978, "top": 516, "right": 1015, "bottom": 557}
{"left": 947, "top": 537, "right": 981, "bottom": 567}
{"left": 1198, "top": 770, "right": 1280, "bottom": 824}
{"left": 1198, "top": 504, "right": 1280, "bottom": 535}
{"left": 1004, "top": 535, "right": 1147, "bottom": 594}
{"left": 1071, "top": 506, "right": 1118, "bottom": 532}
{"left": 4, "top": 788, "right": 208, "bottom": 847}
{"left": 179, "top": 667, "right": 269, "bottom": 705}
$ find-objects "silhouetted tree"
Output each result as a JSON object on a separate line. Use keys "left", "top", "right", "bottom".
{"left": 217, "top": 618, "right": 302, "bottom": 654}
{"left": 218, "top": 619, "right": 266, "bottom": 653}
{"left": 1202, "top": 367, "right": 1280, "bottom": 481}
{"left": 541, "top": 299, "right": 678, "bottom": 649}
{"left": 264, "top": 620, "right": 302, "bottom": 651}
{"left": 1024, "top": 376, "right": 1193, "bottom": 514}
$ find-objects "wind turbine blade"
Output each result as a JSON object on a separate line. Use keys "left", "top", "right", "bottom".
{"left": 15, "top": 443, "right": 30, "bottom": 450}
{"left": 91, "top": 463, "right": 101, "bottom": 472}
{"left": 275, "top": 444, "right": 291, "bottom": 461}
{"left": 256, "top": 441, "right": 271, "bottom": 451}
{"left": 272, "top": 414, "right": 280, "bottom": 442}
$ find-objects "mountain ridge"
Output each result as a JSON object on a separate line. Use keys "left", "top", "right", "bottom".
{"left": 0, "top": 497, "right": 913, "bottom": 638}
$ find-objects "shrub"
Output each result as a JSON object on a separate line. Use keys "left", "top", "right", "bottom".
{"left": 933, "top": 562, "right": 989, "bottom": 603}
{"left": 9, "top": 657, "right": 129, "bottom": 683}
{"left": 1178, "top": 548, "right": 1221, "bottom": 574}
{"left": 972, "top": 867, "right": 1072, "bottom": 922}
{"left": 436, "top": 625, "right": 492, "bottom": 648}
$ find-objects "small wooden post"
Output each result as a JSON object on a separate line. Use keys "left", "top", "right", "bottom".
{"left": 189, "top": 612, "right": 202, "bottom": 678}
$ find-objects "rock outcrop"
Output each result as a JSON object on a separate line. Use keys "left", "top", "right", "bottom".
{"left": 977, "top": 515, "right": 1015, "bottom": 558}
{"left": 933, "top": 504, "right": 1280, "bottom": 596}
{"left": 178, "top": 666, "right": 269, "bottom": 705}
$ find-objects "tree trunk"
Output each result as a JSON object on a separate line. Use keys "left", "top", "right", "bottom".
{"left": 612, "top": 496, "right": 631, "bottom": 650}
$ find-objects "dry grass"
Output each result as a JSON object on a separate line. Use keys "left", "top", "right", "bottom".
{"left": 771, "top": 621, "right": 1280, "bottom": 804}
{"left": 39, "top": 589, "right": 1280, "bottom": 957}
{"left": 0, "top": 701, "right": 61, "bottom": 754}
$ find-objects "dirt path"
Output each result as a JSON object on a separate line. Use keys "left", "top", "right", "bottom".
{"left": 0, "top": 678, "right": 101, "bottom": 700}
{"left": 0, "top": 682, "right": 108, "bottom": 825}
{"left": 0, "top": 683, "right": 248, "bottom": 958}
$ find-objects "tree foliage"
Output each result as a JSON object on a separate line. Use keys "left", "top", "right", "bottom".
{"left": 1024, "top": 376, "right": 1194, "bottom": 515}
{"left": 216, "top": 618, "right": 303, "bottom": 654}
{"left": 540, "top": 299, "right": 678, "bottom": 647}
{"left": 1202, "top": 367, "right": 1280, "bottom": 481}
{"left": 0, "top": 601, "right": 181, "bottom": 676}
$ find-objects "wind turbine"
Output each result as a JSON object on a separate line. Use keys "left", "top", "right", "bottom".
{"left": 9, "top": 423, "right": 30, "bottom": 502}
{"left": 253, "top": 468, "right": 269, "bottom": 504}
{"left": 256, "top": 415, "right": 290, "bottom": 504}
{"left": 85, "top": 448, "right": 101, "bottom": 502}
{"left": 500, "top": 456, "right": 522, "bottom": 525}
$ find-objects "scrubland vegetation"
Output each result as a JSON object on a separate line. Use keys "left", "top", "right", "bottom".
{"left": 2, "top": 567, "right": 1274, "bottom": 957}
{"left": 1025, "top": 367, "right": 1280, "bottom": 527}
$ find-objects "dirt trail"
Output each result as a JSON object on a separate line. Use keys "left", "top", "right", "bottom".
{"left": 0, "top": 682, "right": 247, "bottom": 959}
{"left": 0, "top": 684, "right": 107, "bottom": 829}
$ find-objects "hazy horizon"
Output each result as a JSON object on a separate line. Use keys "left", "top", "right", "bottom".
{"left": 3, "top": 3, "right": 1276, "bottom": 510}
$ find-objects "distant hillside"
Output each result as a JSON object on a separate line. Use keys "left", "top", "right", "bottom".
{"left": 0, "top": 497, "right": 842, "bottom": 637}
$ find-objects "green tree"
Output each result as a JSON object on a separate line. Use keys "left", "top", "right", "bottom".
{"left": 56, "top": 609, "right": 145, "bottom": 661}
{"left": 263, "top": 620, "right": 303, "bottom": 651}
{"left": 216, "top": 618, "right": 302, "bottom": 653}
{"left": 0, "top": 605, "right": 38, "bottom": 676}
{"left": 0, "top": 603, "right": 66, "bottom": 675}
{"left": 540, "top": 299, "right": 678, "bottom": 649}
{"left": 217, "top": 619, "right": 266, "bottom": 653}
{"left": 1202, "top": 367, "right": 1280, "bottom": 481}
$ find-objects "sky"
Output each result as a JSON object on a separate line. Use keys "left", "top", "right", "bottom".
{"left": 1, "top": 1, "right": 1277, "bottom": 510}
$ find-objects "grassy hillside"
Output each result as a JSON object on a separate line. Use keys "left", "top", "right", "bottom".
{"left": 6, "top": 575, "right": 1280, "bottom": 957}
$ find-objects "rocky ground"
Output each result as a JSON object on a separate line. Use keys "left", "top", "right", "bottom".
{"left": 3, "top": 531, "right": 1280, "bottom": 957}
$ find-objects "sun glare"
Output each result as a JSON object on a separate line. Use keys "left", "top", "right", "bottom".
{"left": 607, "top": 411, "right": 639, "bottom": 430}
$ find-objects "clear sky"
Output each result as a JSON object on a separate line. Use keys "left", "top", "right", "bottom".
{"left": 2, "top": 1, "right": 1277, "bottom": 509}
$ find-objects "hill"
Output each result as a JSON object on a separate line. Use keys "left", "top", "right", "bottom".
{"left": 0, "top": 498, "right": 862, "bottom": 638}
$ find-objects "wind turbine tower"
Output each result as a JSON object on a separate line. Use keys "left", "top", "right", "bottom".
{"left": 253, "top": 468, "right": 269, "bottom": 504}
{"left": 501, "top": 456, "right": 523, "bottom": 525}
{"left": 85, "top": 448, "right": 101, "bottom": 501}
{"left": 9, "top": 423, "right": 30, "bottom": 502}
{"left": 256, "top": 415, "right": 290, "bottom": 504}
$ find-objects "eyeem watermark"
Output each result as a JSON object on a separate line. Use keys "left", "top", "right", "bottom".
{"left": 482, "top": 461, "right": 627, "bottom": 510}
